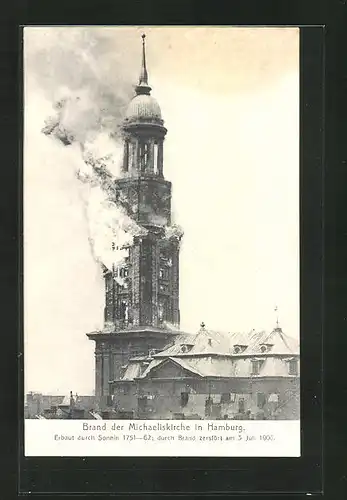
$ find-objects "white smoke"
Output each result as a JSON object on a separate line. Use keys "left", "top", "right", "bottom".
{"left": 85, "top": 186, "right": 147, "bottom": 270}
{"left": 27, "top": 27, "right": 182, "bottom": 280}
{"left": 42, "top": 103, "right": 148, "bottom": 274}
{"left": 164, "top": 223, "right": 184, "bottom": 242}
{"left": 32, "top": 27, "right": 149, "bottom": 274}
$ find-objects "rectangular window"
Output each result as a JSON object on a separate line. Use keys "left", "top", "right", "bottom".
{"left": 138, "top": 396, "right": 148, "bottom": 412}
{"left": 257, "top": 392, "right": 266, "bottom": 408}
{"left": 119, "top": 267, "right": 129, "bottom": 278}
{"left": 289, "top": 360, "right": 298, "bottom": 375}
{"left": 159, "top": 267, "right": 169, "bottom": 280}
{"left": 205, "top": 396, "right": 213, "bottom": 417}
{"left": 180, "top": 392, "right": 189, "bottom": 407}
{"left": 238, "top": 398, "right": 245, "bottom": 413}
{"left": 251, "top": 360, "right": 262, "bottom": 375}
{"left": 220, "top": 393, "right": 231, "bottom": 404}
{"left": 158, "top": 302, "right": 164, "bottom": 322}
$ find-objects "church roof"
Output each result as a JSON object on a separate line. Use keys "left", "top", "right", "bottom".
{"left": 153, "top": 327, "right": 299, "bottom": 358}
{"left": 132, "top": 351, "right": 299, "bottom": 381}
{"left": 138, "top": 355, "right": 234, "bottom": 379}
{"left": 110, "top": 325, "right": 299, "bottom": 383}
{"left": 115, "top": 332, "right": 300, "bottom": 383}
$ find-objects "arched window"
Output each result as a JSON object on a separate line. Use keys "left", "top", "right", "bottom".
{"left": 139, "top": 142, "right": 149, "bottom": 173}
{"left": 158, "top": 301, "right": 164, "bottom": 323}
{"left": 123, "top": 141, "right": 129, "bottom": 172}
{"left": 153, "top": 142, "right": 159, "bottom": 174}
{"left": 119, "top": 299, "right": 129, "bottom": 323}
{"left": 128, "top": 142, "right": 135, "bottom": 172}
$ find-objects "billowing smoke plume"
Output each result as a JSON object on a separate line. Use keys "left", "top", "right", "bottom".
{"left": 42, "top": 98, "right": 149, "bottom": 276}
{"left": 26, "top": 27, "right": 182, "bottom": 283}
{"left": 29, "top": 27, "right": 149, "bottom": 276}
{"left": 165, "top": 223, "right": 184, "bottom": 243}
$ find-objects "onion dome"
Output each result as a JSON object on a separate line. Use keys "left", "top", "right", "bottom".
{"left": 125, "top": 94, "right": 162, "bottom": 121}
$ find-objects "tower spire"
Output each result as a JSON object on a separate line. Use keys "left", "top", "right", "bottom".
{"left": 140, "top": 34, "right": 148, "bottom": 85}
{"left": 136, "top": 34, "right": 152, "bottom": 95}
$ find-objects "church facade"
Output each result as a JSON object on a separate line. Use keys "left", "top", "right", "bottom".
{"left": 87, "top": 36, "right": 300, "bottom": 420}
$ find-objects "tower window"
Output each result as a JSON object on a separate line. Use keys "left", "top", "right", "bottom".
{"left": 153, "top": 142, "right": 159, "bottom": 174}
{"left": 105, "top": 277, "right": 112, "bottom": 292}
{"left": 119, "top": 300, "right": 129, "bottom": 322}
{"left": 123, "top": 141, "right": 129, "bottom": 172}
{"left": 119, "top": 267, "right": 129, "bottom": 278}
{"left": 128, "top": 142, "right": 135, "bottom": 171}
{"left": 140, "top": 142, "right": 149, "bottom": 173}
{"left": 158, "top": 298, "right": 168, "bottom": 323}
{"left": 158, "top": 303, "right": 164, "bottom": 322}
{"left": 159, "top": 267, "right": 169, "bottom": 280}
{"left": 159, "top": 283, "right": 169, "bottom": 293}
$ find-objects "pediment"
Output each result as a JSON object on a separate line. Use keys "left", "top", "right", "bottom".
{"left": 144, "top": 357, "right": 202, "bottom": 379}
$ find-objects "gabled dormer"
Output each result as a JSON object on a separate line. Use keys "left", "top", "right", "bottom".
{"left": 259, "top": 343, "right": 274, "bottom": 353}
{"left": 232, "top": 344, "right": 248, "bottom": 354}
{"left": 180, "top": 343, "right": 194, "bottom": 353}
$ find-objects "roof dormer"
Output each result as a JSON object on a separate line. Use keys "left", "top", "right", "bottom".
{"left": 259, "top": 343, "right": 274, "bottom": 353}
{"left": 180, "top": 343, "right": 193, "bottom": 353}
{"left": 233, "top": 344, "right": 248, "bottom": 354}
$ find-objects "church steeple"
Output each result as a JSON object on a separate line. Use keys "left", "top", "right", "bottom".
{"left": 122, "top": 34, "right": 167, "bottom": 179}
{"left": 135, "top": 34, "right": 152, "bottom": 95}
{"left": 88, "top": 33, "right": 182, "bottom": 408}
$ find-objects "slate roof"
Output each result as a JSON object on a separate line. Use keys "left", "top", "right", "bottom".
{"left": 115, "top": 326, "right": 300, "bottom": 382}
{"left": 140, "top": 356, "right": 237, "bottom": 378}
{"left": 153, "top": 327, "right": 299, "bottom": 358}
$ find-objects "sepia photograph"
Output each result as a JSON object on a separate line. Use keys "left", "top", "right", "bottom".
{"left": 24, "top": 25, "right": 300, "bottom": 455}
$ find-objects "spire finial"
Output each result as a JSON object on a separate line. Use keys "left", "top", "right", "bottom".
{"left": 137, "top": 33, "right": 150, "bottom": 89}
{"left": 274, "top": 305, "right": 280, "bottom": 329}
{"left": 135, "top": 34, "right": 151, "bottom": 95}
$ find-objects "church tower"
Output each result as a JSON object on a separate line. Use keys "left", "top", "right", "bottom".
{"left": 87, "top": 35, "right": 183, "bottom": 408}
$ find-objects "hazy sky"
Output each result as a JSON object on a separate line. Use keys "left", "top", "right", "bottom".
{"left": 24, "top": 26, "right": 299, "bottom": 395}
